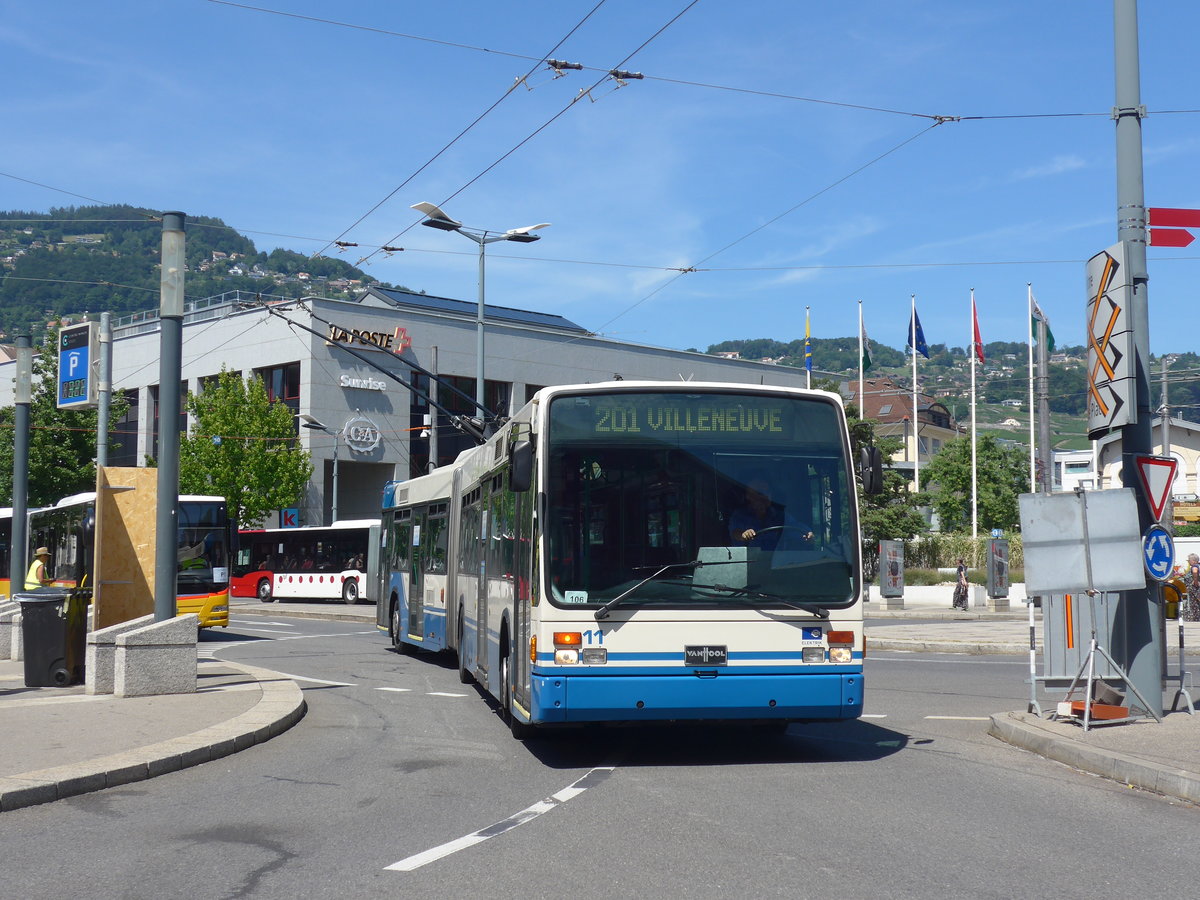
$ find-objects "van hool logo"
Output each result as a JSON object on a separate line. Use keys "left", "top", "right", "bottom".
{"left": 684, "top": 645, "right": 728, "bottom": 666}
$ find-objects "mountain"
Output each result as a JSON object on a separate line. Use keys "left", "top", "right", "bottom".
{"left": 0, "top": 205, "right": 405, "bottom": 338}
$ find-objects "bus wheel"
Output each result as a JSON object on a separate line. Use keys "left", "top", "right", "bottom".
{"left": 342, "top": 579, "right": 360, "bottom": 605}
{"left": 257, "top": 579, "right": 273, "bottom": 603}
{"left": 456, "top": 612, "right": 472, "bottom": 684}
{"left": 499, "top": 651, "right": 533, "bottom": 740}
{"left": 392, "top": 600, "right": 413, "bottom": 655}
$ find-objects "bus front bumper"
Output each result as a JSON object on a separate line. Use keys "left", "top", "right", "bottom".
{"left": 529, "top": 669, "right": 862, "bottom": 724}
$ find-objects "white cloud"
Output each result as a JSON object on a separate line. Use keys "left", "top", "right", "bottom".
{"left": 1010, "top": 154, "right": 1087, "bottom": 181}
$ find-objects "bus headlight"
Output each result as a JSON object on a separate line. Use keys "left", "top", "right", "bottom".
{"left": 554, "top": 649, "right": 580, "bottom": 665}
{"left": 828, "top": 646, "right": 853, "bottom": 663}
{"left": 802, "top": 647, "right": 825, "bottom": 663}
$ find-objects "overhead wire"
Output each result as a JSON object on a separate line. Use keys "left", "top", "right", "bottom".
{"left": 357, "top": 0, "right": 703, "bottom": 267}
{"left": 309, "top": 0, "right": 612, "bottom": 260}
{"left": 586, "top": 120, "right": 943, "bottom": 338}
{"left": 205, "top": 1, "right": 1196, "bottom": 124}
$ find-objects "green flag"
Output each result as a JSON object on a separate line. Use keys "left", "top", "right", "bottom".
{"left": 1031, "top": 294, "right": 1055, "bottom": 352}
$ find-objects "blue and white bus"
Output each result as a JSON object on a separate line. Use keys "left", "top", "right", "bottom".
{"left": 376, "top": 381, "right": 880, "bottom": 737}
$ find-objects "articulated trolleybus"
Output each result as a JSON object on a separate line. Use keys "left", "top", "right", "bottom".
{"left": 377, "top": 381, "right": 877, "bottom": 737}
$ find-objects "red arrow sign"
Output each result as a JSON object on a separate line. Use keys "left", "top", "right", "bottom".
{"left": 1148, "top": 207, "right": 1200, "bottom": 227}
{"left": 1150, "top": 228, "right": 1195, "bottom": 247}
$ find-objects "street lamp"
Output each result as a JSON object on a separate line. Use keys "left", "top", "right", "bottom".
{"left": 411, "top": 201, "right": 549, "bottom": 417}
{"left": 299, "top": 414, "right": 341, "bottom": 524}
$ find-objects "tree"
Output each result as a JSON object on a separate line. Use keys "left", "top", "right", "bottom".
{"left": 0, "top": 332, "right": 128, "bottom": 506}
{"left": 920, "top": 434, "right": 1028, "bottom": 532}
{"left": 178, "top": 369, "right": 312, "bottom": 528}
{"left": 819, "top": 380, "right": 927, "bottom": 577}
{"left": 846, "top": 410, "right": 928, "bottom": 546}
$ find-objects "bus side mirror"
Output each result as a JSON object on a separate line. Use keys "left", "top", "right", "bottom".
{"left": 509, "top": 440, "right": 533, "bottom": 493}
{"left": 860, "top": 446, "right": 884, "bottom": 495}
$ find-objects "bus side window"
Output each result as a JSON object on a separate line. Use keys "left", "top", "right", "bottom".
{"left": 426, "top": 505, "right": 448, "bottom": 575}
{"left": 391, "top": 512, "right": 411, "bottom": 573}
{"left": 458, "top": 489, "right": 482, "bottom": 577}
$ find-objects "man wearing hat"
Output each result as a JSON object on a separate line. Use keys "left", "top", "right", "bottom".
{"left": 25, "top": 547, "right": 53, "bottom": 590}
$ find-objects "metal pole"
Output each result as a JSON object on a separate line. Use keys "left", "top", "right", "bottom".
{"left": 1036, "top": 320, "right": 1053, "bottom": 493}
{"left": 96, "top": 312, "right": 112, "bottom": 468}
{"left": 10, "top": 335, "right": 32, "bottom": 595}
{"left": 154, "top": 212, "right": 185, "bottom": 623}
{"left": 476, "top": 239, "right": 486, "bottom": 416}
{"left": 429, "top": 345, "right": 439, "bottom": 472}
{"left": 331, "top": 429, "right": 339, "bottom": 524}
{"left": 1161, "top": 356, "right": 1173, "bottom": 525}
{"left": 1113, "top": 0, "right": 1162, "bottom": 716}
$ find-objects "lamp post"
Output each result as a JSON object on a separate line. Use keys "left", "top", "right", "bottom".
{"left": 299, "top": 415, "right": 341, "bottom": 524}
{"left": 411, "top": 202, "right": 549, "bottom": 417}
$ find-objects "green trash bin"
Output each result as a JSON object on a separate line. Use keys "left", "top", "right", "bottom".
{"left": 17, "top": 589, "right": 88, "bottom": 687}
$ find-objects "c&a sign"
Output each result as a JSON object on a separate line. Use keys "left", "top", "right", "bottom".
{"left": 343, "top": 415, "right": 382, "bottom": 454}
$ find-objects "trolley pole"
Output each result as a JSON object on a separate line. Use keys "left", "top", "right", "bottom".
{"left": 1112, "top": 0, "right": 1162, "bottom": 716}
{"left": 10, "top": 335, "right": 33, "bottom": 594}
{"left": 154, "top": 213, "right": 185, "bottom": 623}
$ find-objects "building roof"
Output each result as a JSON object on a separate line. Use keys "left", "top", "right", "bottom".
{"left": 366, "top": 286, "right": 588, "bottom": 335}
{"left": 850, "top": 377, "right": 957, "bottom": 429}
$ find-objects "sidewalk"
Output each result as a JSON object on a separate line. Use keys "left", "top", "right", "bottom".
{"left": 1, "top": 590, "right": 1197, "bottom": 812}
{"left": 0, "top": 656, "right": 305, "bottom": 813}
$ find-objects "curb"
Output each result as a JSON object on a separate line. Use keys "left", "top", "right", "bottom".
{"left": 988, "top": 711, "right": 1200, "bottom": 805}
{"left": 870, "top": 638, "right": 1033, "bottom": 655}
{"left": 232, "top": 604, "right": 375, "bottom": 625}
{"left": 0, "top": 661, "right": 306, "bottom": 813}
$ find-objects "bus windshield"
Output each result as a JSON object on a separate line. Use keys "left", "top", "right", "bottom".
{"left": 177, "top": 499, "right": 231, "bottom": 591}
{"left": 545, "top": 390, "right": 858, "bottom": 611}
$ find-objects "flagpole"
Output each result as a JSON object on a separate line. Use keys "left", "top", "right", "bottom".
{"left": 911, "top": 293, "right": 920, "bottom": 494}
{"left": 857, "top": 300, "right": 865, "bottom": 416}
{"left": 805, "top": 305, "right": 811, "bottom": 390}
{"left": 1027, "top": 284, "right": 1036, "bottom": 492}
{"left": 970, "top": 289, "right": 979, "bottom": 545}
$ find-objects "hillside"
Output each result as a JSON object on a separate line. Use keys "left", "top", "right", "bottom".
{"left": 0, "top": 205, "right": 404, "bottom": 338}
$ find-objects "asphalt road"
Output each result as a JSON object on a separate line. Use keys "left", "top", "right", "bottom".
{"left": 0, "top": 616, "right": 1194, "bottom": 900}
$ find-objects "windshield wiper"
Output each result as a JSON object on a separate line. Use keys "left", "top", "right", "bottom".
{"left": 594, "top": 560, "right": 701, "bottom": 620}
{"left": 694, "top": 583, "right": 829, "bottom": 618}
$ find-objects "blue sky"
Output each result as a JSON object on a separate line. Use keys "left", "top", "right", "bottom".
{"left": 5, "top": 1, "right": 1200, "bottom": 357}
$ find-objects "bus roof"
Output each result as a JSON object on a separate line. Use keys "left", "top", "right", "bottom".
{"left": 48, "top": 492, "right": 226, "bottom": 509}
{"left": 239, "top": 519, "right": 380, "bottom": 534}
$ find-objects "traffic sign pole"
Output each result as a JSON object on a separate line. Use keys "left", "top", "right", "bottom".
{"left": 1112, "top": 0, "right": 1162, "bottom": 717}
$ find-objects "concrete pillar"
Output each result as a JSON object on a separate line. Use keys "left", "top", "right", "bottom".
{"left": 113, "top": 614, "right": 199, "bottom": 697}
{"left": 86, "top": 614, "right": 154, "bottom": 695}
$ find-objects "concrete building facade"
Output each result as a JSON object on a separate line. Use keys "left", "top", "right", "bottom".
{"left": 0, "top": 288, "right": 811, "bottom": 527}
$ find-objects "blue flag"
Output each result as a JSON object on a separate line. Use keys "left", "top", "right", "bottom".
{"left": 907, "top": 308, "right": 929, "bottom": 359}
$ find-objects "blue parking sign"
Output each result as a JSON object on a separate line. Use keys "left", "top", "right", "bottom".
{"left": 57, "top": 322, "right": 98, "bottom": 409}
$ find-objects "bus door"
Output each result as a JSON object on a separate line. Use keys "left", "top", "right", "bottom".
{"left": 408, "top": 507, "right": 427, "bottom": 641}
{"left": 510, "top": 486, "right": 533, "bottom": 711}
{"left": 421, "top": 503, "right": 449, "bottom": 642}
{"left": 475, "top": 488, "right": 492, "bottom": 679}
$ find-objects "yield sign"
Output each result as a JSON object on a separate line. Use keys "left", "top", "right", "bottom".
{"left": 1135, "top": 455, "right": 1177, "bottom": 522}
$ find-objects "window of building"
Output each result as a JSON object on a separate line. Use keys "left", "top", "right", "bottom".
{"left": 408, "top": 374, "right": 511, "bottom": 477}
{"left": 253, "top": 362, "right": 300, "bottom": 417}
{"left": 149, "top": 381, "right": 187, "bottom": 462}
{"left": 108, "top": 391, "right": 140, "bottom": 467}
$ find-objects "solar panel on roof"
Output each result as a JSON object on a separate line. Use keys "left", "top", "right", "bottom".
{"left": 372, "top": 287, "right": 587, "bottom": 333}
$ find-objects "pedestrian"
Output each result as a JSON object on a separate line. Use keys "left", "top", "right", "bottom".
{"left": 952, "top": 557, "right": 969, "bottom": 610}
{"left": 24, "top": 546, "right": 53, "bottom": 590}
{"left": 1184, "top": 553, "right": 1200, "bottom": 622}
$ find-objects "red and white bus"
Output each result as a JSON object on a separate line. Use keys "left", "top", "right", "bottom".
{"left": 232, "top": 520, "right": 380, "bottom": 605}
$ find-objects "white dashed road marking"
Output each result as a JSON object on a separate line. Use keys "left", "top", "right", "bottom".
{"left": 385, "top": 766, "right": 617, "bottom": 872}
